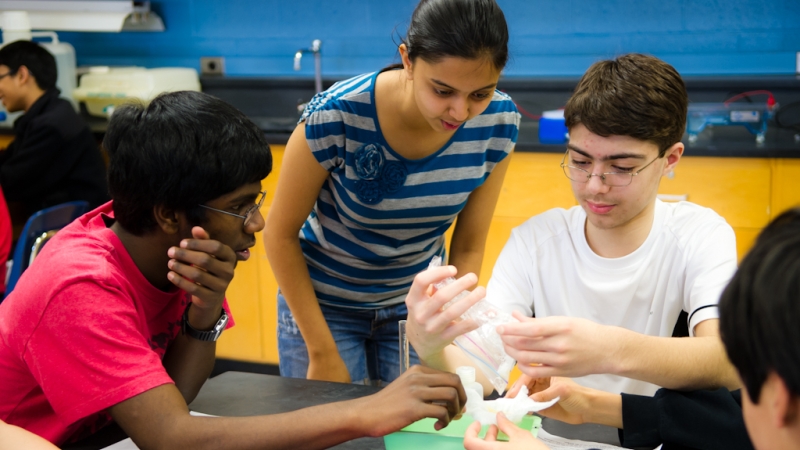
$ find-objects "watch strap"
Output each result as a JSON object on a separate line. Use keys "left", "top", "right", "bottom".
{"left": 182, "top": 303, "right": 228, "bottom": 342}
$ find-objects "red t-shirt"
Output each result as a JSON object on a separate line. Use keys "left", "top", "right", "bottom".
{"left": 0, "top": 186, "right": 13, "bottom": 292}
{"left": 0, "top": 201, "right": 234, "bottom": 444}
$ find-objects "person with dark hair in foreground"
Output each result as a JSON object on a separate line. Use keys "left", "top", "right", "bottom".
{"left": 0, "top": 91, "right": 466, "bottom": 449}
{"left": 464, "top": 208, "right": 800, "bottom": 450}
{"left": 0, "top": 40, "right": 108, "bottom": 225}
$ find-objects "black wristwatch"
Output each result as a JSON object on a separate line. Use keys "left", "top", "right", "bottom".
{"left": 182, "top": 303, "right": 228, "bottom": 342}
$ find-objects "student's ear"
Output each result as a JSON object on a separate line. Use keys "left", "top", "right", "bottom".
{"left": 153, "top": 204, "right": 180, "bottom": 235}
{"left": 662, "top": 142, "right": 684, "bottom": 176}
{"left": 14, "top": 65, "right": 32, "bottom": 86}
{"left": 399, "top": 44, "right": 414, "bottom": 81}
{"left": 769, "top": 372, "right": 799, "bottom": 428}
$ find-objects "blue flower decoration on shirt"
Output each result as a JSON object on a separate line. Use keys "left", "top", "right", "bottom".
{"left": 354, "top": 143, "right": 385, "bottom": 180}
{"left": 380, "top": 161, "right": 408, "bottom": 194}
{"left": 355, "top": 180, "right": 384, "bottom": 204}
{"left": 352, "top": 143, "right": 408, "bottom": 204}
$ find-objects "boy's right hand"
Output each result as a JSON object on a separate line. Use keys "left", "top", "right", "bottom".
{"left": 357, "top": 365, "right": 466, "bottom": 437}
{"left": 405, "top": 266, "right": 483, "bottom": 361}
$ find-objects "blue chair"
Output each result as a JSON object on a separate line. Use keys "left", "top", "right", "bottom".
{"left": 4, "top": 201, "right": 89, "bottom": 296}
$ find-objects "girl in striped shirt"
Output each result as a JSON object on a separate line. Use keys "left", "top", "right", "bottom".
{"left": 265, "top": 0, "right": 520, "bottom": 385}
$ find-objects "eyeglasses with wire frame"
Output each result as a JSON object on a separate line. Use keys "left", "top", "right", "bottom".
{"left": 198, "top": 190, "right": 266, "bottom": 228}
{"left": 560, "top": 149, "right": 661, "bottom": 187}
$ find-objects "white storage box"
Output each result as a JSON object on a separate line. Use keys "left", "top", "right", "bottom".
{"left": 73, "top": 67, "right": 201, "bottom": 117}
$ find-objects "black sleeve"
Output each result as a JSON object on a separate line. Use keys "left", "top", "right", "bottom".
{"left": 0, "top": 122, "right": 64, "bottom": 202}
{"left": 619, "top": 389, "right": 754, "bottom": 450}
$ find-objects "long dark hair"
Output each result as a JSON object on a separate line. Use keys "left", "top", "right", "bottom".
{"left": 395, "top": 0, "right": 509, "bottom": 70}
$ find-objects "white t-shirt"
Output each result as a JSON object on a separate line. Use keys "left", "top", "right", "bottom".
{"left": 486, "top": 200, "right": 737, "bottom": 396}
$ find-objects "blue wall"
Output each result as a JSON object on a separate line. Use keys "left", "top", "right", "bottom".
{"left": 54, "top": 0, "right": 800, "bottom": 78}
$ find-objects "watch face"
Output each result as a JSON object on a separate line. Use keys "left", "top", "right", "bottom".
{"left": 215, "top": 312, "right": 229, "bottom": 333}
{"left": 183, "top": 306, "right": 228, "bottom": 341}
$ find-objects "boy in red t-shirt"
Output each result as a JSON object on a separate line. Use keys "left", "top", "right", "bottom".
{"left": 0, "top": 91, "right": 466, "bottom": 448}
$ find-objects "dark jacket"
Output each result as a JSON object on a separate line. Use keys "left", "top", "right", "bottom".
{"left": 620, "top": 388, "right": 755, "bottom": 450}
{"left": 0, "top": 89, "right": 108, "bottom": 217}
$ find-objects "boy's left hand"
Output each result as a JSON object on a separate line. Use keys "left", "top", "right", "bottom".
{"left": 498, "top": 312, "right": 623, "bottom": 379}
{"left": 167, "top": 226, "right": 236, "bottom": 326}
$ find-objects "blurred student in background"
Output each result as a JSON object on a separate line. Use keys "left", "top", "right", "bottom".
{"left": 0, "top": 40, "right": 108, "bottom": 229}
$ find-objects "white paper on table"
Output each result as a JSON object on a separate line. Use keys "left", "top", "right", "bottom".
{"left": 536, "top": 428, "right": 626, "bottom": 450}
{"left": 101, "top": 411, "right": 216, "bottom": 450}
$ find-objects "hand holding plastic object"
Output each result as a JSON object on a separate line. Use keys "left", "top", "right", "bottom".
{"left": 498, "top": 312, "right": 621, "bottom": 379}
{"left": 528, "top": 377, "right": 623, "bottom": 428}
{"left": 428, "top": 257, "right": 518, "bottom": 394}
{"left": 405, "top": 264, "right": 484, "bottom": 362}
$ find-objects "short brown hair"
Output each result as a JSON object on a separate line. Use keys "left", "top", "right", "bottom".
{"left": 564, "top": 53, "right": 688, "bottom": 156}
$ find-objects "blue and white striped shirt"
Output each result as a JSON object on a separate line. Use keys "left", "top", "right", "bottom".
{"left": 299, "top": 71, "right": 520, "bottom": 308}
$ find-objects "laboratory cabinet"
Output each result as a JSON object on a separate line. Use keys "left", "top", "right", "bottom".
{"left": 772, "top": 159, "right": 800, "bottom": 218}
{"left": 217, "top": 148, "right": 800, "bottom": 364}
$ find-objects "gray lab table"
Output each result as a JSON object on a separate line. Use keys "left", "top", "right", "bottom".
{"left": 189, "top": 371, "right": 385, "bottom": 449}
{"left": 188, "top": 371, "right": 621, "bottom": 449}
{"left": 65, "top": 371, "right": 621, "bottom": 449}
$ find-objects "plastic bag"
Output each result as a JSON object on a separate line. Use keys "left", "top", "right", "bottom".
{"left": 429, "top": 256, "right": 517, "bottom": 393}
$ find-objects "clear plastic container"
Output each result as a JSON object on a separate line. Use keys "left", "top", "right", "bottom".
{"left": 74, "top": 66, "right": 201, "bottom": 117}
{"left": 429, "top": 256, "right": 517, "bottom": 394}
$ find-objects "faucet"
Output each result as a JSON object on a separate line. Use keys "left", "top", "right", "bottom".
{"left": 294, "top": 39, "right": 322, "bottom": 94}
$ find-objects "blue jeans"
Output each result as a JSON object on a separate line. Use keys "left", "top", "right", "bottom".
{"left": 277, "top": 292, "right": 420, "bottom": 385}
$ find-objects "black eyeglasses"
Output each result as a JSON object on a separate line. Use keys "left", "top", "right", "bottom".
{"left": 0, "top": 71, "right": 16, "bottom": 80}
{"left": 199, "top": 191, "right": 266, "bottom": 228}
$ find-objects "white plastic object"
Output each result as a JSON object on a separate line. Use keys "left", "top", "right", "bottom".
{"left": 456, "top": 366, "right": 485, "bottom": 408}
{"left": 466, "top": 385, "right": 560, "bottom": 426}
{"left": 73, "top": 67, "right": 201, "bottom": 117}
{"left": 429, "top": 256, "right": 517, "bottom": 394}
{"left": 34, "top": 31, "right": 78, "bottom": 111}
{"left": 0, "top": 11, "right": 32, "bottom": 44}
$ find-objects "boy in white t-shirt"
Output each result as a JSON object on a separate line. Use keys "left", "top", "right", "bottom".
{"left": 404, "top": 53, "right": 740, "bottom": 396}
